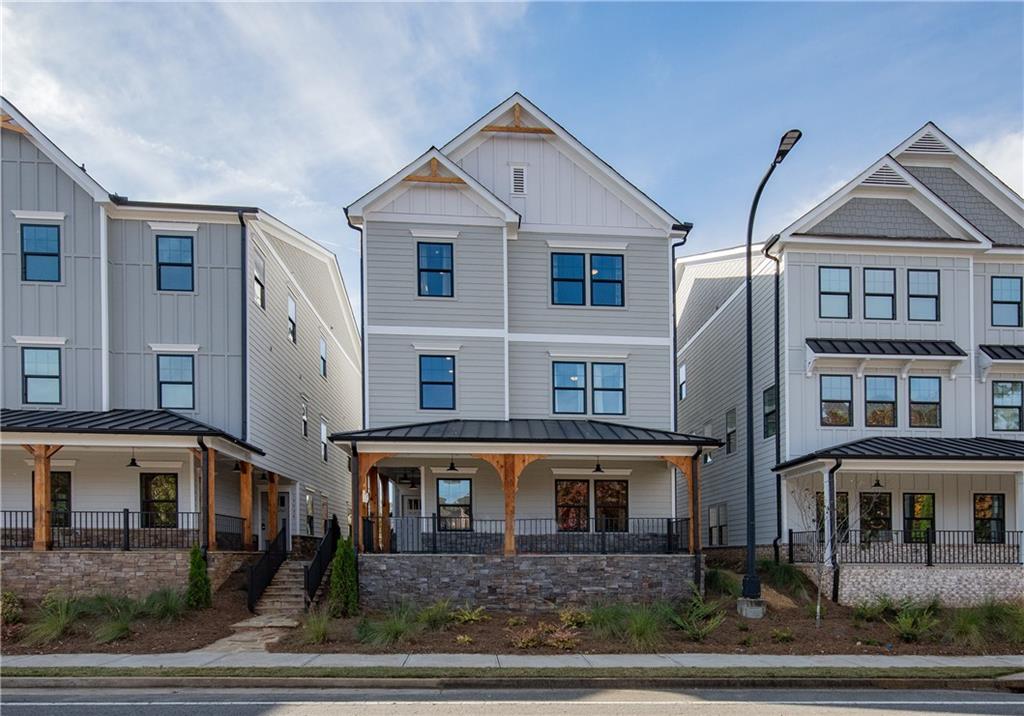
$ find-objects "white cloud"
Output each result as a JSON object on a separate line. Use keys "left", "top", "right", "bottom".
{"left": 968, "top": 129, "right": 1024, "bottom": 196}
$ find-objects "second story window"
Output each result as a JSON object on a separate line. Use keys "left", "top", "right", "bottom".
{"left": 551, "top": 253, "right": 585, "bottom": 305}
{"left": 320, "top": 418, "right": 329, "bottom": 462}
{"left": 678, "top": 364, "right": 687, "bottom": 400}
{"left": 865, "top": 375, "right": 897, "bottom": 427}
{"left": 909, "top": 376, "right": 941, "bottom": 428}
{"left": 287, "top": 294, "right": 297, "bottom": 343}
{"left": 419, "top": 355, "right": 455, "bottom": 410}
{"left": 417, "top": 242, "right": 453, "bottom": 297}
{"left": 864, "top": 268, "right": 896, "bottom": 320}
{"left": 301, "top": 397, "right": 309, "bottom": 437}
{"left": 21, "top": 225, "right": 60, "bottom": 282}
{"left": 763, "top": 385, "right": 777, "bottom": 438}
{"left": 590, "top": 255, "right": 624, "bottom": 307}
{"left": 725, "top": 408, "right": 737, "bottom": 453}
{"left": 22, "top": 347, "right": 61, "bottom": 404}
{"left": 156, "top": 235, "right": 194, "bottom": 292}
{"left": 157, "top": 354, "right": 194, "bottom": 410}
{"left": 908, "top": 269, "right": 939, "bottom": 321}
{"left": 992, "top": 381, "right": 1022, "bottom": 431}
{"left": 552, "top": 361, "right": 586, "bottom": 414}
{"left": 319, "top": 336, "right": 328, "bottom": 377}
{"left": 592, "top": 363, "right": 625, "bottom": 415}
{"left": 253, "top": 251, "right": 266, "bottom": 309}
{"left": 819, "top": 267, "right": 851, "bottom": 319}
{"left": 820, "top": 374, "right": 852, "bottom": 426}
{"left": 992, "top": 277, "right": 1022, "bottom": 327}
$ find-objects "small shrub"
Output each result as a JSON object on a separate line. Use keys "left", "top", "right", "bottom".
{"left": 142, "top": 589, "right": 186, "bottom": 622}
{"left": 704, "top": 568, "right": 741, "bottom": 598}
{"left": 302, "top": 608, "right": 330, "bottom": 645}
{"left": 328, "top": 538, "right": 359, "bottom": 618}
{"left": 93, "top": 616, "right": 133, "bottom": 644}
{"left": 505, "top": 616, "right": 527, "bottom": 628}
{"left": 418, "top": 600, "right": 453, "bottom": 631}
{"left": 621, "top": 604, "right": 669, "bottom": 650}
{"left": 1, "top": 591, "right": 22, "bottom": 625}
{"left": 545, "top": 624, "right": 581, "bottom": 650}
{"left": 79, "top": 594, "right": 144, "bottom": 645}
{"left": 507, "top": 624, "right": 545, "bottom": 649}
{"left": 945, "top": 608, "right": 986, "bottom": 649}
{"left": 757, "top": 559, "right": 809, "bottom": 600}
{"left": 737, "top": 622, "right": 749, "bottom": 632}
{"left": 670, "top": 593, "right": 725, "bottom": 643}
{"left": 978, "top": 600, "right": 1024, "bottom": 644}
{"left": 853, "top": 596, "right": 898, "bottom": 624}
{"left": 587, "top": 603, "right": 628, "bottom": 640}
{"left": 771, "top": 627, "right": 795, "bottom": 643}
{"left": 558, "top": 607, "right": 589, "bottom": 629}
{"left": 738, "top": 635, "right": 754, "bottom": 647}
{"left": 506, "top": 622, "right": 579, "bottom": 650}
{"left": 185, "top": 545, "right": 212, "bottom": 610}
{"left": 22, "top": 592, "right": 81, "bottom": 645}
{"left": 887, "top": 602, "right": 940, "bottom": 643}
{"left": 455, "top": 634, "right": 473, "bottom": 646}
{"left": 452, "top": 605, "right": 489, "bottom": 624}
{"left": 357, "top": 604, "right": 423, "bottom": 646}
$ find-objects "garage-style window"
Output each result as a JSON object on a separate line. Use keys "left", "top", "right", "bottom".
{"left": 590, "top": 254, "right": 624, "bottom": 307}
{"left": 993, "top": 381, "right": 1023, "bottom": 431}
{"left": 555, "top": 479, "right": 589, "bottom": 532}
{"left": 157, "top": 355, "right": 194, "bottom": 410}
{"left": 21, "top": 224, "right": 61, "bottom": 282}
{"left": 22, "top": 347, "right": 61, "bottom": 405}
{"left": 595, "top": 480, "right": 628, "bottom": 532}
{"left": 551, "top": 253, "right": 585, "bottom": 305}
{"left": 417, "top": 242, "right": 453, "bottom": 297}
{"left": 909, "top": 376, "right": 941, "bottom": 428}
{"left": 592, "top": 363, "right": 625, "bottom": 415}
{"left": 820, "top": 375, "right": 852, "bottom": 426}
{"left": 156, "top": 236, "right": 194, "bottom": 291}
{"left": 419, "top": 355, "right": 455, "bottom": 410}
{"left": 819, "top": 267, "right": 851, "bottom": 319}
{"left": 992, "top": 276, "right": 1022, "bottom": 327}
{"left": 553, "top": 362, "right": 586, "bottom": 414}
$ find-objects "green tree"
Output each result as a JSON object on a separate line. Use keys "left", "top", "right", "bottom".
{"left": 185, "top": 545, "right": 212, "bottom": 609}
{"left": 328, "top": 537, "right": 359, "bottom": 618}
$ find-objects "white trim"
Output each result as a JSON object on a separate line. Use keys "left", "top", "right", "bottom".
{"left": 368, "top": 325, "right": 505, "bottom": 339}
{"left": 512, "top": 333, "right": 670, "bottom": 347}
{"left": 11, "top": 210, "right": 65, "bottom": 221}
{"left": 677, "top": 243, "right": 765, "bottom": 265}
{"left": 147, "top": 221, "right": 199, "bottom": 232}
{"left": 548, "top": 349, "right": 629, "bottom": 360}
{"left": 362, "top": 212, "right": 504, "bottom": 228}
{"left": 12, "top": 335, "right": 67, "bottom": 346}
{"left": 429, "top": 466, "right": 479, "bottom": 475}
{"left": 346, "top": 441, "right": 701, "bottom": 458}
{"left": 522, "top": 223, "right": 667, "bottom": 239}
{"left": 99, "top": 205, "right": 110, "bottom": 411}
{"left": 409, "top": 229, "right": 461, "bottom": 239}
{"left": 551, "top": 467, "right": 632, "bottom": 476}
{"left": 783, "top": 235, "right": 983, "bottom": 253}
{"left": 137, "top": 460, "right": 184, "bottom": 470}
{"left": 412, "top": 342, "right": 462, "bottom": 352}
{"left": 546, "top": 237, "right": 629, "bottom": 251}
{"left": 509, "top": 163, "right": 528, "bottom": 197}
{"left": 804, "top": 349, "right": 965, "bottom": 379}
{"left": 148, "top": 343, "right": 200, "bottom": 353}
{"left": 23, "top": 459, "right": 77, "bottom": 468}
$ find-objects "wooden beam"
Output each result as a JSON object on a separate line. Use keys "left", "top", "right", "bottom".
{"left": 662, "top": 455, "right": 701, "bottom": 554}
{"left": 28, "top": 444, "right": 53, "bottom": 551}
{"left": 356, "top": 453, "right": 393, "bottom": 552}
{"left": 239, "top": 461, "right": 254, "bottom": 550}
{"left": 480, "top": 124, "right": 555, "bottom": 135}
{"left": 474, "top": 453, "right": 544, "bottom": 556}
{"left": 1, "top": 114, "right": 29, "bottom": 136}
{"left": 267, "top": 473, "right": 279, "bottom": 543}
{"left": 403, "top": 174, "right": 467, "bottom": 184}
{"left": 206, "top": 447, "right": 217, "bottom": 550}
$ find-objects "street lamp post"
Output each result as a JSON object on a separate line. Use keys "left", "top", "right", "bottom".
{"left": 741, "top": 129, "right": 802, "bottom": 609}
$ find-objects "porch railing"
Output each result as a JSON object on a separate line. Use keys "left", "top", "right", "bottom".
{"left": 247, "top": 519, "right": 289, "bottom": 612}
{"left": 365, "top": 516, "right": 691, "bottom": 555}
{"left": 304, "top": 514, "right": 340, "bottom": 610}
{"left": 215, "top": 513, "right": 254, "bottom": 551}
{"left": 1, "top": 511, "right": 33, "bottom": 549}
{"left": 0, "top": 510, "right": 202, "bottom": 550}
{"left": 788, "top": 528, "right": 1024, "bottom": 566}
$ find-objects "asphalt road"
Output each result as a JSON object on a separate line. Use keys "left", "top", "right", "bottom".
{"left": 3, "top": 688, "right": 1024, "bottom": 715}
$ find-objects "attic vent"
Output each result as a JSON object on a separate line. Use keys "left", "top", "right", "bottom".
{"left": 905, "top": 131, "right": 953, "bottom": 154}
{"left": 511, "top": 166, "right": 527, "bottom": 196}
{"left": 862, "top": 164, "right": 909, "bottom": 187}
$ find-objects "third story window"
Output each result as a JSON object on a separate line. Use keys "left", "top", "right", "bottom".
{"left": 419, "top": 355, "right": 455, "bottom": 410}
{"left": 301, "top": 397, "right": 309, "bottom": 437}
{"left": 319, "top": 336, "right": 328, "bottom": 377}
{"left": 22, "top": 347, "right": 61, "bottom": 405}
{"left": 763, "top": 385, "right": 777, "bottom": 439}
{"left": 21, "top": 224, "right": 60, "bottom": 282}
{"left": 156, "top": 235, "right": 194, "bottom": 291}
{"left": 551, "top": 253, "right": 585, "bottom": 305}
{"left": 287, "top": 295, "right": 297, "bottom": 343}
{"left": 865, "top": 375, "right": 897, "bottom": 427}
{"left": 417, "top": 242, "right": 453, "bottom": 297}
{"left": 158, "top": 354, "right": 194, "bottom": 410}
{"left": 864, "top": 268, "right": 896, "bottom": 320}
{"left": 909, "top": 376, "right": 941, "bottom": 428}
{"left": 320, "top": 419, "right": 328, "bottom": 462}
{"left": 820, "top": 374, "right": 853, "bottom": 426}
{"left": 993, "top": 381, "right": 1022, "bottom": 431}
{"left": 678, "top": 364, "right": 687, "bottom": 400}
{"left": 590, "top": 254, "right": 624, "bottom": 307}
{"left": 592, "top": 362, "right": 625, "bottom": 415}
{"left": 992, "top": 276, "right": 1022, "bottom": 327}
{"left": 725, "top": 408, "right": 737, "bottom": 453}
{"left": 819, "top": 267, "right": 851, "bottom": 319}
{"left": 553, "top": 361, "right": 586, "bottom": 414}
{"left": 253, "top": 251, "right": 266, "bottom": 309}
{"left": 908, "top": 269, "right": 939, "bottom": 321}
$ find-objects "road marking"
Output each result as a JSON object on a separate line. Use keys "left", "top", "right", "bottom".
{"left": 4, "top": 700, "right": 1024, "bottom": 707}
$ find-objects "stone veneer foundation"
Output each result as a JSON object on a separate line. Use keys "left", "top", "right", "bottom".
{"left": 358, "top": 554, "right": 701, "bottom": 611}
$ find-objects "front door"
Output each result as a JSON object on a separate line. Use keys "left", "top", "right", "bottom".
{"left": 259, "top": 490, "right": 290, "bottom": 549}
{"left": 403, "top": 496, "right": 421, "bottom": 517}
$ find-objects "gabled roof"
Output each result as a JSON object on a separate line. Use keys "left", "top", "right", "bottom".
{"left": 345, "top": 147, "right": 519, "bottom": 227}
{"left": 441, "top": 93, "right": 685, "bottom": 234}
{"left": 776, "top": 436, "right": 1024, "bottom": 471}
{"left": 806, "top": 338, "right": 966, "bottom": 358}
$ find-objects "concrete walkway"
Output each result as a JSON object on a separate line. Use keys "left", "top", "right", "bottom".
{"left": 2, "top": 652, "right": 1023, "bottom": 669}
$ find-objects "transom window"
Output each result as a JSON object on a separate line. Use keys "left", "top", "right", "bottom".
{"left": 157, "top": 354, "right": 194, "bottom": 410}
{"left": 763, "top": 385, "right": 777, "bottom": 439}
{"left": 974, "top": 493, "right": 1005, "bottom": 544}
{"left": 437, "top": 478, "right": 472, "bottom": 531}
{"left": 551, "top": 253, "right": 585, "bottom": 305}
{"left": 287, "top": 295, "right": 297, "bottom": 343}
{"left": 21, "top": 224, "right": 60, "bottom": 282}
{"left": 253, "top": 251, "right": 266, "bottom": 309}
{"left": 908, "top": 376, "right": 941, "bottom": 428}
{"left": 22, "top": 347, "right": 61, "bottom": 405}
{"left": 908, "top": 269, "right": 939, "bottom": 321}
{"left": 903, "top": 493, "right": 935, "bottom": 543}
{"left": 819, "top": 267, "right": 851, "bottom": 319}
{"left": 820, "top": 375, "right": 853, "bottom": 426}
{"left": 156, "top": 235, "right": 194, "bottom": 291}
{"left": 419, "top": 355, "right": 455, "bottom": 410}
{"left": 592, "top": 363, "right": 625, "bottom": 415}
{"left": 725, "top": 408, "right": 737, "bottom": 453}
{"left": 555, "top": 479, "right": 589, "bottom": 532}
{"left": 864, "top": 268, "right": 896, "bottom": 320}
{"left": 319, "top": 336, "right": 328, "bottom": 378}
{"left": 595, "top": 480, "right": 628, "bottom": 532}
{"left": 553, "top": 362, "right": 586, "bottom": 414}
{"left": 140, "top": 473, "right": 178, "bottom": 528}
{"left": 865, "top": 375, "right": 897, "bottom": 427}
{"left": 417, "top": 242, "right": 453, "bottom": 297}
{"left": 993, "top": 381, "right": 1023, "bottom": 431}
{"left": 590, "top": 254, "right": 625, "bottom": 307}
{"left": 992, "top": 276, "right": 1022, "bottom": 327}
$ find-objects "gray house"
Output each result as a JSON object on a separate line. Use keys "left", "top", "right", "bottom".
{"left": 335, "top": 94, "right": 717, "bottom": 608}
{"left": 677, "top": 122, "right": 1024, "bottom": 605}
{"left": 0, "top": 98, "right": 361, "bottom": 598}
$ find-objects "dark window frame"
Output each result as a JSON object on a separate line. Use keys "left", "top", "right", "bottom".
{"left": 991, "top": 276, "right": 1022, "bottom": 328}
{"left": 908, "top": 375, "right": 942, "bottom": 428}
{"left": 589, "top": 253, "right": 625, "bottom": 307}
{"left": 859, "top": 491, "right": 893, "bottom": 543}
{"left": 155, "top": 235, "right": 194, "bottom": 292}
{"left": 551, "top": 252, "right": 586, "bottom": 306}
{"left": 417, "top": 241, "right": 454, "bottom": 298}
{"left": 33, "top": 470, "right": 72, "bottom": 528}
{"left": 725, "top": 408, "right": 737, "bottom": 454}
{"left": 320, "top": 418, "right": 328, "bottom": 462}
{"left": 907, "top": 269, "right": 940, "bottom": 322}
{"left": 594, "top": 479, "right": 628, "bottom": 533}
{"left": 863, "top": 267, "right": 896, "bottom": 320}
{"left": 707, "top": 502, "right": 727, "bottom": 546}
{"left": 287, "top": 294, "right": 297, "bottom": 344}
{"left": 552, "top": 361, "right": 586, "bottom": 415}
{"left": 419, "top": 354, "right": 456, "bottom": 411}
{"left": 864, "top": 375, "right": 898, "bottom": 428}
{"left": 140, "top": 473, "right": 179, "bottom": 528}
{"left": 818, "top": 266, "right": 852, "bottom": 319}
{"left": 763, "top": 385, "right": 777, "bottom": 439}
{"left": 319, "top": 336, "right": 328, "bottom": 378}
{"left": 436, "top": 477, "right": 472, "bottom": 531}
{"left": 21, "top": 224, "right": 61, "bottom": 282}
{"left": 820, "top": 374, "right": 853, "bottom": 427}
{"left": 815, "top": 491, "right": 850, "bottom": 543}
{"left": 22, "top": 346, "right": 61, "bottom": 405}
{"left": 301, "top": 397, "right": 309, "bottom": 438}
{"left": 902, "top": 492, "right": 936, "bottom": 543}
{"left": 253, "top": 251, "right": 266, "bottom": 309}
{"left": 974, "top": 493, "right": 1006, "bottom": 544}
{"left": 992, "top": 380, "right": 1023, "bottom": 432}
{"left": 591, "top": 362, "right": 625, "bottom": 416}
{"left": 157, "top": 354, "right": 195, "bottom": 411}
{"left": 555, "top": 479, "right": 590, "bottom": 533}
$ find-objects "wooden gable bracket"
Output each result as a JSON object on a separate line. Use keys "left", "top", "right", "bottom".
{"left": 481, "top": 103, "right": 555, "bottom": 135}
{"left": 1, "top": 113, "right": 29, "bottom": 136}
{"left": 404, "top": 157, "right": 466, "bottom": 185}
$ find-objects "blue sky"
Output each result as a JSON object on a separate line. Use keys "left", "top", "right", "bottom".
{"left": 4, "top": 2, "right": 1021, "bottom": 312}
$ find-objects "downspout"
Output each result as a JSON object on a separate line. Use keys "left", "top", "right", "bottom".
{"left": 827, "top": 457, "right": 843, "bottom": 603}
{"left": 198, "top": 437, "right": 209, "bottom": 554}
{"left": 238, "top": 211, "right": 248, "bottom": 440}
{"left": 99, "top": 204, "right": 110, "bottom": 411}
{"left": 692, "top": 446, "right": 704, "bottom": 592}
{"left": 351, "top": 445, "right": 361, "bottom": 546}
{"left": 670, "top": 225, "right": 692, "bottom": 523}
{"left": 762, "top": 234, "right": 782, "bottom": 562}
{"left": 345, "top": 208, "right": 367, "bottom": 430}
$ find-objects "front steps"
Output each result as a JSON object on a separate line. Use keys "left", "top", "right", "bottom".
{"left": 253, "top": 559, "right": 306, "bottom": 616}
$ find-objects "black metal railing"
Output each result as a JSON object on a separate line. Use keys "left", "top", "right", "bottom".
{"left": 247, "top": 519, "right": 289, "bottom": 612}
{"left": 1, "top": 510, "right": 33, "bottom": 549}
{"left": 367, "top": 516, "right": 691, "bottom": 555}
{"left": 48, "top": 510, "right": 199, "bottom": 550}
{"left": 215, "top": 513, "right": 249, "bottom": 551}
{"left": 788, "top": 528, "right": 1023, "bottom": 566}
{"left": 304, "top": 514, "right": 340, "bottom": 610}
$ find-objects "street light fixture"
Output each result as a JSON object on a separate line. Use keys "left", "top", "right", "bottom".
{"left": 741, "top": 129, "right": 802, "bottom": 609}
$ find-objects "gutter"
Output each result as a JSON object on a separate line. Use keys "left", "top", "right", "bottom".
{"left": 827, "top": 457, "right": 842, "bottom": 603}
{"left": 238, "top": 211, "right": 248, "bottom": 440}
{"left": 762, "top": 234, "right": 782, "bottom": 561}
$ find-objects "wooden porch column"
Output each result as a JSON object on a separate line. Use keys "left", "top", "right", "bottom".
{"left": 206, "top": 447, "right": 218, "bottom": 550}
{"left": 267, "top": 472, "right": 279, "bottom": 542}
{"left": 663, "top": 454, "right": 702, "bottom": 555}
{"left": 380, "top": 472, "right": 392, "bottom": 553}
{"left": 239, "top": 461, "right": 254, "bottom": 550}
{"left": 355, "top": 453, "right": 392, "bottom": 552}
{"left": 368, "top": 467, "right": 380, "bottom": 550}
{"left": 24, "top": 444, "right": 61, "bottom": 551}
{"left": 475, "top": 454, "right": 544, "bottom": 556}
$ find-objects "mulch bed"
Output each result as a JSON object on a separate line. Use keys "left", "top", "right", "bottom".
{"left": 1, "top": 577, "right": 250, "bottom": 656}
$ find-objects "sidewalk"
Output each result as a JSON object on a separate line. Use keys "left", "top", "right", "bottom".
{"left": 3, "top": 652, "right": 1023, "bottom": 669}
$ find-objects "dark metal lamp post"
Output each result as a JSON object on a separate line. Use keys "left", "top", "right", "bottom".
{"left": 742, "top": 129, "right": 802, "bottom": 604}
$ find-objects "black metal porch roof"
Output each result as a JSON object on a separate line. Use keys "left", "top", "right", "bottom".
{"left": 806, "top": 338, "right": 966, "bottom": 357}
{"left": 332, "top": 419, "right": 721, "bottom": 447}
{"left": 0, "top": 408, "right": 264, "bottom": 455}
{"left": 775, "top": 436, "right": 1024, "bottom": 471}
{"left": 980, "top": 344, "right": 1024, "bottom": 361}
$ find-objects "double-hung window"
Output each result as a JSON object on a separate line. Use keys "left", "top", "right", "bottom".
{"left": 678, "top": 365, "right": 687, "bottom": 400}
{"left": 974, "top": 493, "right": 1005, "bottom": 544}
{"left": 417, "top": 242, "right": 453, "bottom": 297}
{"left": 140, "top": 473, "right": 178, "bottom": 528}
{"left": 253, "top": 251, "right": 266, "bottom": 309}
{"left": 903, "top": 493, "right": 935, "bottom": 543}
{"left": 319, "top": 337, "right": 328, "bottom": 377}
{"left": 819, "top": 267, "right": 851, "bottom": 319}
{"left": 908, "top": 269, "right": 939, "bottom": 321}
{"left": 909, "top": 376, "right": 941, "bottom": 428}
{"left": 864, "top": 268, "right": 896, "bottom": 320}
{"left": 860, "top": 492, "right": 892, "bottom": 543}
{"left": 320, "top": 419, "right": 329, "bottom": 462}
{"left": 992, "top": 277, "right": 1022, "bottom": 327}
{"left": 301, "top": 397, "right": 309, "bottom": 438}
{"left": 419, "top": 355, "right": 455, "bottom": 410}
{"left": 555, "top": 480, "right": 589, "bottom": 532}
{"left": 592, "top": 363, "right": 625, "bottom": 415}
{"left": 865, "top": 376, "right": 897, "bottom": 427}
{"left": 156, "top": 235, "right": 194, "bottom": 291}
{"left": 725, "top": 408, "right": 737, "bottom": 453}
{"left": 590, "top": 254, "right": 624, "bottom": 306}
{"left": 437, "top": 478, "right": 472, "bottom": 531}
{"left": 762, "top": 385, "right": 777, "bottom": 438}
{"left": 815, "top": 491, "right": 850, "bottom": 543}
{"left": 707, "top": 503, "right": 727, "bottom": 546}
{"left": 820, "top": 375, "right": 853, "bottom": 426}
{"left": 157, "top": 355, "right": 194, "bottom": 410}
{"left": 595, "top": 480, "right": 628, "bottom": 532}
{"left": 287, "top": 295, "right": 297, "bottom": 343}
{"left": 21, "top": 224, "right": 60, "bottom": 282}
{"left": 22, "top": 347, "right": 61, "bottom": 405}
{"left": 552, "top": 362, "right": 586, "bottom": 414}
{"left": 993, "top": 381, "right": 1023, "bottom": 431}
{"left": 551, "top": 253, "right": 585, "bottom": 305}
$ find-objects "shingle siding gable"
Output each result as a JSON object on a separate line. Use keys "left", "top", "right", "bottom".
{"left": 809, "top": 197, "right": 952, "bottom": 239}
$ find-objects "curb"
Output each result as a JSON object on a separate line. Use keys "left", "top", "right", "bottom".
{"left": 2, "top": 676, "right": 1020, "bottom": 692}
